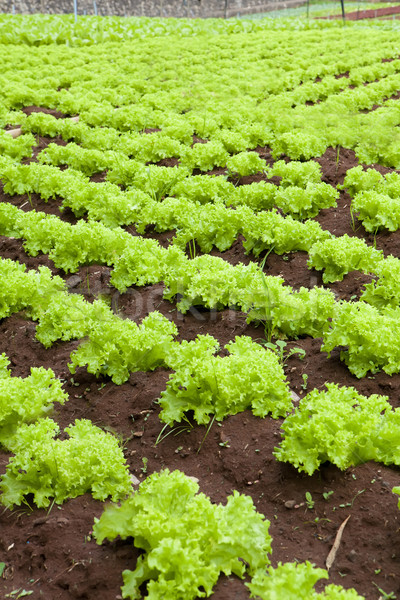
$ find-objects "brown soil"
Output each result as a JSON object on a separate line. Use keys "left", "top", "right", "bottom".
{"left": 1, "top": 124, "right": 400, "bottom": 600}
{"left": 21, "top": 106, "right": 70, "bottom": 119}
{"left": 319, "top": 4, "right": 400, "bottom": 20}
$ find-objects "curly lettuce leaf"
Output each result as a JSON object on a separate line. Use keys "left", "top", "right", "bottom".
{"left": 274, "top": 383, "right": 400, "bottom": 474}
{"left": 0, "top": 362, "right": 67, "bottom": 448}
{"left": 160, "top": 335, "right": 292, "bottom": 425}
{"left": 93, "top": 469, "right": 271, "bottom": 600}
{"left": 0, "top": 418, "right": 132, "bottom": 508}
{"left": 247, "top": 561, "right": 364, "bottom": 599}
{"left": 308, "top": 235, "right": 383, "bottom": 283}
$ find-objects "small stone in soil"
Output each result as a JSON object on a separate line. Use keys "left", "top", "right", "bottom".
{"left": 65, "top": 275, "right": 82, "bottom": 287}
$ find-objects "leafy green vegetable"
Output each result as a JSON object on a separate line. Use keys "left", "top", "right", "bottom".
{"left": 0, "top": 130, "right": 34, "bottom": 161}
{"left": 226, "top": 151, "right": 267, "bottom": 177}
{"left": 93, "top": 469, "right": 272, "bottom": 600}
{"left": 0, "top": 355, "right": 67, "bottom": 448}
{"left": 243, "top": 275, "right": 335, "bottom": 338}
{"left": 274, "top": 383, "right": 400, "bottom": 474}
{"left": 123, "top": 163, "right": 189, "bottom": 199}
{"left": 352, "top": 190, "right": 400, "bottom": 232}
{"left": 160, "top": 335, "right": 292, "bottom": 425}
{"left": 274, "top": 182, "right": 338, "bottom": 220}
{"left": 228, "top": 181, "right": 276, "bottom": 211}
{"left": 242, "top": 209, "right": 331, "bottom": 256}
{"left": 0, "top": 258, "right": 65, "bottom": 321}
{"left": 340, "top": 165, "right": 383, "bottom": 197}
{"left": 247, "top": 561, "right": 364, "bottom": 599}
{"left": 171, "top": 173, "right": 233, "bottom": 205}
{"left": 308, "top": 235, "right": 383, "bottom": 283}
{"left": 270, "top": 160, "right": 322, "bottom": 188}
{"left": 1, "top": 418, "right": 132, "bottom": 508}
{"left": 360, "top": 254, "right": 400, "bottom": 308}
{"left": 272, "top": 132, "right": 327, "bottom": 160}
{"left": 322, "top": 301, "right": 400, "bottom": 377}
{"left": 343, "top": 168, "right": 400, "bottom": 232}
{"left": 35, "top": 294, "right": 114, "bottom": 347}
{"left": 69, "top": 311, "right": 178, "bottom": 384}
{"left": 180, "top": 141, "right": 228, "bottom": 172}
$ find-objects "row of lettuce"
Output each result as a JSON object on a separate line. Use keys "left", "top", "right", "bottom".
{"left": 1, "top": 12, "right": 400, "bottom": 45}
{"left": 2, "top": 138, "right": 400, "bottom": 235}
{"left": 3, "top": 27, "right": 400, "bottom": 169}
{"left": 3, "top": 248, "right": 400, "bottom": 469}
{"left": 2, "top": 170, "right": 400, "bottom": 378}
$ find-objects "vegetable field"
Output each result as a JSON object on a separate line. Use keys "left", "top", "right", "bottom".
{"left": 1, "top": 12, "right": 400, "bottom": 600}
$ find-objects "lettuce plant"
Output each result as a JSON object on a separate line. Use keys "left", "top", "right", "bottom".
{"left": 35, "top": 294, "right": 114, "bottom": 347}
{"left": 271, "top": 132, "right": 327, "bottom": 160}
{"left": 274, "top": 383, "right": 400, "bottom": 474}
{"left": 228, "top": 180, "right": 276, "bottom": 211}
{"left": 352, "top": 190, "right": 400, "bottom": 232}
{"left": 180, "top": 141, "right": 229, "bottom": 172}
{"left": 340, "top": 165, "right": 383, "bottom": 197}
{"left": 1, "top": 418, "right": 132, "bottom": 508}
{"left": 110, "top": 237, "right": 169, "bottom": 292}
{"left": 0, "top": 130, "right": 34, "bottom": 161}
{"left": 360, "top": 254, "right": 400, "bottom": 309}
{"left": 160, "top": 335, "right": 292, "bottom": 425}
{"left": 124, "top": 163, "right": 189, "bottom": 199}
{"left": 247, "top": 561, "right": 364, "bottom": 599}
{"left": 271, "top": 160, "right": 322, "bottom": 188}
{"left": 242, "top": 209, "right": 331, "bottom": 256}
{"left": 274, "top": 182, "right": 338, "bottom": 220}
{"left": 69, "top": 311, "right": 178, "bottom": 384}
{"left": 322, "top": 301, "right": 400, "bottom": 377}
{"left": 0, "top": 258, "right": 65, "bottom": 321}
{"left": 308, "top": 235, "right": 383, "bottom": 283}
{"left": 93, "top": 469, "right": 272, "bottom": 600}
{"left": 171, "top": 174, "right": 234, "bottom": 204}
{"left": 242, "top": 274, "right": 335, "bottom": 338}
{"left": 226, "top": 151, "right": 267, "bottom": 177}
{"left": 0, "top": 354, "right": 67, "bottom": 448}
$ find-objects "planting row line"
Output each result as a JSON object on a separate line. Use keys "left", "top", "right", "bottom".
{"left": 4, "top": 29, "right": 400, "bottom": 166}
{"left": 2, "top": 30, "right": 398, "bottom": 114}
{"left": 2, "top": 178, "right": 399, "bottom": 310}
{"left": 5, "top": 127, "right": 400, "bottom": 235}
{"left": 1, "top": 208, "right": 400, "bottom": 379}
{"left": 2, "top": 316, "right": 400, "bottom": 514}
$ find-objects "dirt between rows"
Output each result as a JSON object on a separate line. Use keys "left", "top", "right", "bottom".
{"left": 0, "top": 125, "right": 400, "bottom": 600}
{"left": 319, "top": 4, "right": 400, "bottom": 20}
